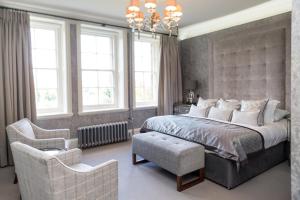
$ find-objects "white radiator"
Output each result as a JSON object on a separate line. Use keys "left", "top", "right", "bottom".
{"left": 77, "top": 121, "right": 129, "bottom": 148}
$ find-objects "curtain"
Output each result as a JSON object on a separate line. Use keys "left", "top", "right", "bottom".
{"left": 0, "top": 9, "right": 36, "bottom": 167}
{"left": 158, "top": 35, "right": 183, "bottom": 115}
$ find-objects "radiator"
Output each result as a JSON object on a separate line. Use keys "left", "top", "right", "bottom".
{"left": 77, "top": 121, "right": 129, "bottom": 148}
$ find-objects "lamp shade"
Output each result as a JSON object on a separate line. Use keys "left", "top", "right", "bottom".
{"left": 128, "top": 0, "right": 140, "bottom": 12}
{"left": 185, "top": 80, "right": 197, "bottom": 90}
{"left": 173, "top": 4, "right": 183, "bottom": 17}
{"left": 165, "top": 0, "right": 177, "bottom": 11}
{"left": 145, "top": 0, "right": 157, "bottom": 9}
{"left": 126, "top": 9, "right": 137, "bottom": 18}
{"left": 134, "top": 11, "right": 144, "bottom": 22}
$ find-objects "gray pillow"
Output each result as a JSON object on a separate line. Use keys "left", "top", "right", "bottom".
{"left": 264, "top": 99, "right": 280, "bottom": 124}
{"left": 188, "top": 105, "right": 207, "bottom": 118}
{"left": 231, "top": 110, "right": 260, "bottom": 126}
{"left": 197, "top": 97, "right": 218, "bottom": 109}
{"left": 217, "top": 98, "right": 241, "bottom": 110}
{"left": 240, "top": 99, "right": 268, "bottom": 126}
{"left": 274, "top": 109, "right": 290, "bottom": 121}
{"left": 208, "top": 107, "right": 232, "bottom": 121}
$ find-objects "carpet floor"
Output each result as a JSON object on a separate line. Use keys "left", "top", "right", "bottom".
{"left": 0, "top": 141, "right": 291, "bottom": 200}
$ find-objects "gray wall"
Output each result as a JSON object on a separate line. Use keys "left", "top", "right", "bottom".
{"left": 36, "top": 24, "right": 156, "bottom": 137}
{"left": 180, "top": 13, "right": 291, "bottom": 110}
{"left": 292, "top": 1, "right": 300, "bottom": 199}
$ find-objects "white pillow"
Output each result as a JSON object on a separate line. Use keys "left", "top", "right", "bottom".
{"left": 274, "top": 109, "right": 290, "bottom": 121}
{"left": 231, "top": 110, "right": 260, "bottom": 126}
{"left": 197, "top": 97, "right": 218, "bottom": 109}
{"left": 264, "top": 99, "right": 280, "bottom": 124}
{"left": 207, "top": 107, "right": 232, "bottom": 121}
{"left": 240, "top": 99, "right": 268, "bottom": 126}
{"left": 217, "top": 98, "right": 241, "bottom": 110}
{"left": 188, "top": 105, "right": 207, "bottom": 118}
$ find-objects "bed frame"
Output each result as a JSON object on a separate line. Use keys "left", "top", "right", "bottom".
{"left": 205, "top": 141, "right": 289, "bottom": 189}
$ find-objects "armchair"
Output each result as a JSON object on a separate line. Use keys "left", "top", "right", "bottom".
{"left": 11, "top": 142, "right": 118, "bottom": 200}
{"left": 6, "top": 118, "right": 78, "bottom": 150}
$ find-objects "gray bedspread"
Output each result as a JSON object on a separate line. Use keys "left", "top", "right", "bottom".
{"left": 140, "top": 115, "right": 265, "bottom": 163}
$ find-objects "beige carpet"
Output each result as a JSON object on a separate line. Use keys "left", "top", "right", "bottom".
{"left": 0, "top": 141, "right": 291, "bottom": 200}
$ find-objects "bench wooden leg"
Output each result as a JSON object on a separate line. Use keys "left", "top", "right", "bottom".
{"left": 132, "top": 153, "right": 149, "bottom": 165}
{"left": 177, "top": 168, "right": 205, "bottom": 192}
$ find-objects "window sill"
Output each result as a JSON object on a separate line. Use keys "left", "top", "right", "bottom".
{"left": 133, "top": 106, "right": 157, "bottom": 111}
{"left": 78, "top": 108, "right": 129, "bottom": 116}
{"left": 37, "top": 113, "right": 74, "bottom": 120}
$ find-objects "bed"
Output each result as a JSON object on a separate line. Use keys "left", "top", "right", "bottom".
{"left": 140, "top": 115, "right": 289, "bottom": 189}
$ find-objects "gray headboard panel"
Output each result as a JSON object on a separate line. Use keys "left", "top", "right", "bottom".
{"left": 209, "top": 24, "right": 290, "bottom": 109}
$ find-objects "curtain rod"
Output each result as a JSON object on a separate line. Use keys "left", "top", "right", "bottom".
{"left": 0, "top": 5, "right": 177, "bottom": 37}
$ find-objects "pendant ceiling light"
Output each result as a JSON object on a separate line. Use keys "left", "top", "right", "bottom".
{"left": 126, "top": 0, "right": 183, "bottom": 37}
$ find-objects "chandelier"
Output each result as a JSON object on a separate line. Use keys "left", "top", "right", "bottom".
{"left": 126, "top": 0, "right": 183, "bottom": 36}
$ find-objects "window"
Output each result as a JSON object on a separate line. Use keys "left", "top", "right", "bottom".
{"left": 134, "top": 34, "right": 160, "bottom": 107}
{"left": 79, "top": 25, "right": 126, "bottom": 113}
{"left": 30, "top": 17, "right": 70, "bottom": 117}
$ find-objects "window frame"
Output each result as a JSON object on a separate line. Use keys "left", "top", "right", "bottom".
{"left": 133, "top": 34, "right": 160, "bottom": 108}
{"left": 30, "top": 16, "right": 72, "bottom": 118}
{"left": 78, "top": 24, "right": 126, "bottom": 114}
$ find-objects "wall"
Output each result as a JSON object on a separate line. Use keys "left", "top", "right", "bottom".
{"left": 180, "top": 13, "right": 291, "bottom": 110}
{"left": 36, "top": 24, "right": 156, "bottom": 137}
{"left": 291, "top": 0, "right": 300, "bottom": 199}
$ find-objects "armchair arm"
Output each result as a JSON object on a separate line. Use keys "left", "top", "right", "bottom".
{"left": 54, "top": 148, "right": 82, "bottom": 166}
{"left": 51, "top": 160, "right": 118, "bottom": 200}
{"left": 31, "top": 123, "right": 70, "bottom": 140}
{"left": 8, "top": 130, "right": 65, "bottom": 150}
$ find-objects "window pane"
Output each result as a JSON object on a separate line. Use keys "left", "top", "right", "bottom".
{"left": 34, "top": 69, "right": 57, "bottom": 89}
{"left": 98, "top": 71, "right": 114, "bottom": 87}
{"left": 82, "top": 71, "right": 98, "bottom": 87}
{"left": 81, "top": 34, "right": 97, "bottom": 53}
{"left": 36, "top": 89, "right": 58, "bottom": 109}
{"left": 83, "top": 88, "right": 98, "bottom": 105}
{"left": 135, "top": 72, "right": 144, "bottom": 88}
{"left": 81, "top": 53, "right": 98, "bottom": 69}
{"left": 99, "top": 54, "right": 113, "bottom": 69}
{"left": 31, "top": 28, "right": 56, "bottom": 50}
{"left": 80, "top": 27, "right": 118, "bottom": 110}
{"left": 134, "top": 42, "right": 151, "bottom": 71}
{"left": 99, "top": 88, "right": 114, "bottom": 105}
{"left": 134, "top": 36, "right": 160, "bottom": 106}
{"left": 97, "top": 37, "right": 112, "bottom": 54}
{"left": 32, "top": 49, "right": 57, "bottom": 68}
{"left": 31, "top": 19, "right": 68, "bottom": 116}
{"left": 135, "top": 87, "right": 144, "bottom": 102}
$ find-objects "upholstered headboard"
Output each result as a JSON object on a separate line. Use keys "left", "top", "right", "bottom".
{"left": 209, "top": 22, "right": 290, "bottom": 109}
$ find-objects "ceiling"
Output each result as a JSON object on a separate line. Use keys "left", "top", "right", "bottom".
{"left": 0, "top": 0, "right": 271, "bottom": 27}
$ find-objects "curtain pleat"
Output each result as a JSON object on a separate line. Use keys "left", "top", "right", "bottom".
{"left": 157, "top": 35, "right": 183, "bottom": 115}
{"left": 0, "top": 9, "right": 36, "bottom": 167}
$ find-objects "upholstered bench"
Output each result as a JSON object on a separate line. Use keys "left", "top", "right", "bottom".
{"left": 132, "top": 131, "right": 205, "bottom": 191}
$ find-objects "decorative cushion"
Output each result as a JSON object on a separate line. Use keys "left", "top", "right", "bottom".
{"left": 240, "top": 99, "right": 268, "bottom": 126}
{"left": 274, "top": 109, "right": 290, "bottom": 122}
{"left": 197, "top": 97, "right": 218, "bottom": 109}
{"left": 264, "top": 100, "right": 280, "bottom": 124}
{"left": 231, "top": 110, "right": 260, "bottom": 126}
{"left": 217, "top": 99, "right": 241, "bottom": 110}
{"left": 188, "top": 105, "right": 207, "bottom": 118}
{"left": 207, "top": 107, "right": 233, "bottom": 121}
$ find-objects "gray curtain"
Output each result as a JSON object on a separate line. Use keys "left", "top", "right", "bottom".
{"left": 0, "top": 9, "right": 36, "bottom": 167}
{"left": 158, "top": 35, "right": 183, "bottom": 115}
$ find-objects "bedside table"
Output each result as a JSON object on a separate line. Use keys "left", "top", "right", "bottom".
{"left": 173, "top": 103, "right": 192, "bottom": 115}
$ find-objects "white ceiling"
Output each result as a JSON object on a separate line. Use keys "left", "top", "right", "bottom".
{"left": 0, "top": 0, "right": 271, "bottom": 27}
